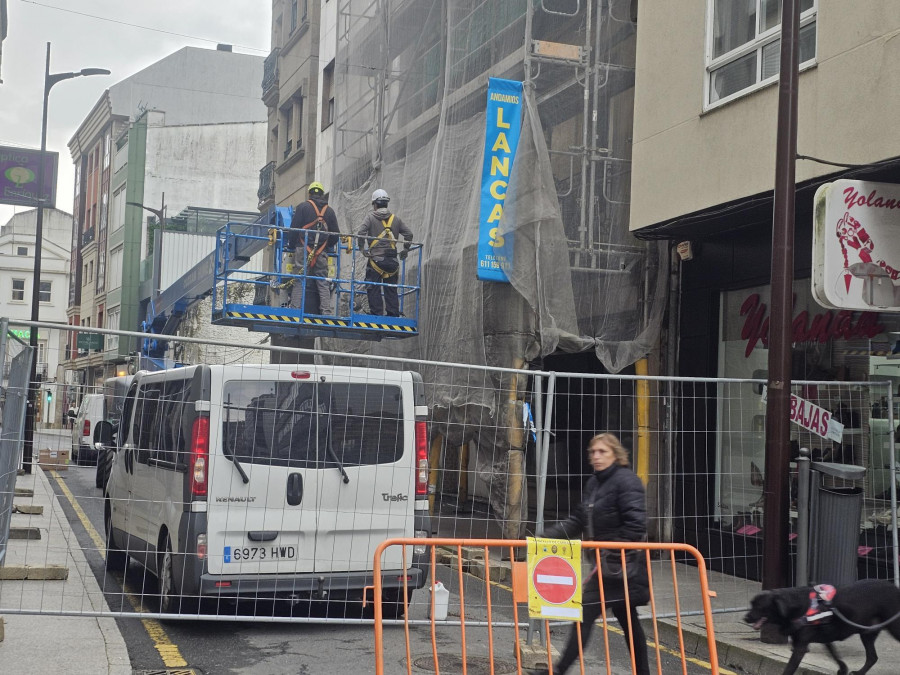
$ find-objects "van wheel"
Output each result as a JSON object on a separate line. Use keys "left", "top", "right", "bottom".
{"left": 104, "top": 502, "right": 127, "bottom": 571}
{"left": 158, "top": 538, "right": 197, "bottom": 615}
{"left": 381, "top": 587, "right": 410, "bottom": 620}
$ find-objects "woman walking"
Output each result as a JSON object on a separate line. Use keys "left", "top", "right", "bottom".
{"left": 536, "top": 433, "right": 651, "bottom": 675}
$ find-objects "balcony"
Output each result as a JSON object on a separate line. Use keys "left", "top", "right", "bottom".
{"left": 258, "top": 161, "right": 276, "bottom": 206}
{"left": 81, "top": 225, "right": 96, "bottom": 247}
{"left": 262, "top": 48, "right": 280, "bottom": 105}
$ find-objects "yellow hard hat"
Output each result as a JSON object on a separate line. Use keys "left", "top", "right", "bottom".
{"left": 308, "top": 181, "right": 325, "bottom": 195}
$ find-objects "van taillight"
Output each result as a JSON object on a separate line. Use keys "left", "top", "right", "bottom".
{"left": 415, "top": 420, "right": 428, "bottom": 497}
{"left": 83, "top": 420, "right": 91, "bottom": 437}
{"left": 190, "top": 417, "right": 210, "bottom": 497}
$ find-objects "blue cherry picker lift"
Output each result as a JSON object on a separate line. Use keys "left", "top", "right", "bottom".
{"left": 211, "top": 208, "right": 421, "bottom": 340}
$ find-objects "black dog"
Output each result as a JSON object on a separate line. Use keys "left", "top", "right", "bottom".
{"left": 744, "top": 579, "right": 900, "bottom": 675}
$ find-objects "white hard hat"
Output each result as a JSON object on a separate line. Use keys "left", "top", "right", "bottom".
{"left": 372, "top": 189, "right": 390, "bottom": 203}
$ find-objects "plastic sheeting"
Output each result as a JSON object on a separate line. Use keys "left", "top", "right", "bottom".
{"left": 321, "top": 0, "right": 668, "bottom": 535}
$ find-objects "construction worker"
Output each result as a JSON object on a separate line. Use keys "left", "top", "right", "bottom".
{"left": 289, "top": 181, "right": 340, "bottom": 315}
{"left": 356, "top": 189, "right": 413, "bottom": 317}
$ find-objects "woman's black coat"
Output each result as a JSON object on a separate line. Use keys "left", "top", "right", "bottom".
{"left": 543, "top": 463, "right": 649, "bottom": 604}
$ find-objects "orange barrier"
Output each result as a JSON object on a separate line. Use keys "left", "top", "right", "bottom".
{"left": 371, "top": 538, "right": 720, "bottom": 675}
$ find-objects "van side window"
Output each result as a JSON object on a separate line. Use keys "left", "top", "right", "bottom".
{"left": 135, "top": 386, "right": 161, "bottom": 463}
{"left": 154, "top": 378, "right": 191, "bottom": 465}
{"left": 120, "top": 385, "right": 138, "bottom": 445}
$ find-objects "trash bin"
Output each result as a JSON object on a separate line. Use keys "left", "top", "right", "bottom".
{"left": 808, "top": 461, "right": 865, "bottom": 587}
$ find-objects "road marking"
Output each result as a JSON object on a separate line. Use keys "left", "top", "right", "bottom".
{"left": 51, "top": 471, "right": 190, "bottom": 669}
{"left": 465, "top": 567, "right": 734, "bottom": 674}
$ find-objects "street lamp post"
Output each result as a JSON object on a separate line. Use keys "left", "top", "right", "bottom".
{"left": 22, "top": 42, "right": 109, "bottom": 474}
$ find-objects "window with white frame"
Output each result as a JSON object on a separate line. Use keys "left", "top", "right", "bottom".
{"left": 106, "top": 307, "right": 120, "bottom": 351}
{"left": 707, "top": 0, "right": 817, "bottom": 107}
{"left": 112, "top": 187, "right": 125, "bottom": 233}
{"left": 108, "top": 245, "right": 124, "bottom": 290}
{"left": 11, "top": 279, "right": 25, "bottom": 301}
{"left": 39, "top": 280, "right": 51, "bottom": 303}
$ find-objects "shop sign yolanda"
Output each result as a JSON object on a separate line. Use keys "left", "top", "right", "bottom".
{"left": 813, "top": 179, "right": 900, "bottom": 312}
{"left": 739, "top": 292, "right": 884, "bottom": 358}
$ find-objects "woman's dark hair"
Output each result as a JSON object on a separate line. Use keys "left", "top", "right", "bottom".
{"left": 587, "top": 432, "right": 630, "bottom": 467}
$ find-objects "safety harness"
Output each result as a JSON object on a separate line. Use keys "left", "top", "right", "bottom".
{"left": 301, "top": 200, "right": 331, "bottom": 269}
{"left": 367, "top": 214, "right": 400, "bottom": 278}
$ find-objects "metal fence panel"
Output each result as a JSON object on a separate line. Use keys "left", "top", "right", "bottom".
{"left": 1, "top": 320, "right": 895, "bottom": 627}
{"left": 0, "top": 321, "right": 35, "bottom": 565}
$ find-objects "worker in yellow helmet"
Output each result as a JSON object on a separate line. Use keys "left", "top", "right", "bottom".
{"left": 289, "top": 181, "right": 340, "bottom": 315}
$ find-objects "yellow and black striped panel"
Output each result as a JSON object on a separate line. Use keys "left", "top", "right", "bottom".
{"left": 353, "top": 321, "right": 416, "bottom": 332}
{"left": 226, "top": 311, "right": 348, "bottom": 327}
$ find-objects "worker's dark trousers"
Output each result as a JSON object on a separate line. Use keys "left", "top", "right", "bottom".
{"left": 365, "top": 265, "right": 400, "bottom": 316}
{"left": 555, "top": 581, "right": 650, "bottom": 675}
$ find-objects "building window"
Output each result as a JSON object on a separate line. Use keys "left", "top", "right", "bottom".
{"left": 11, "top": 279, "right": 25, "bottom": 301}
{"left": 39, "top": 281, "right": 51, "bottom": 303}
{"left": 290, "top": 0, "right": 298, "bottom": 32}
{"left": 322, "top": 60, "right": 335, "bottom": 130}
{"left": 107, "top": 307, "right": 120, "bottom": 351}
{"left": 282, "top": 101, "right": 294, "bottom": 158}
{"left": 707, "top": 0, "right": 817, "bottom": 107}
{"left": 17, "top": 246, "right": 27, "bottom": 256}
{"left": 88, "top": 261, "right": 94, "bottom": 282}
{"left": 109, "top": 246, "right": 124, "bottom": 291}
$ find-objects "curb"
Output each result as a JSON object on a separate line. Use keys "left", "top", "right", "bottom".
{"left": 649, "top": 617, "right": 829, "bottom": 675}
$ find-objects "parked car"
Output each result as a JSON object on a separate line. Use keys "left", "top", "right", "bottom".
{"left": 98, "top": 363, "right": 430, "bottom": 615}
{"left": 93, "top": 375, "right": 133, "bottom": 489}
{"left": 71, "top": 393, "right": 104, "bottom": 465}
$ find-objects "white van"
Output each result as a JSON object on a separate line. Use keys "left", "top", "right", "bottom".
{"left": 99, "top": 364, "right": 430, "bottom": 614}
{"left": 71, "top": 393, "right": 104, "bottom": 465}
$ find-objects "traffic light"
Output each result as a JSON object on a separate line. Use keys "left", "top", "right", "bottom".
{"left": 46, "top": 389, "right": 53, "bottom": 404}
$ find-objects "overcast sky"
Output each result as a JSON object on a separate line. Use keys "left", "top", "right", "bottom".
{"left": 0, "top": 0, "right": 271, "bottom": 226}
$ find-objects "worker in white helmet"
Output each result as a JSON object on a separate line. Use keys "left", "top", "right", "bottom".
{"left": 356, "top": 189, "right": 414, "bottom": 317}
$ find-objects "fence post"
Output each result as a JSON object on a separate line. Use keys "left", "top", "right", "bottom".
{"left": 795, "top": 446, "right": 811, "bottom": 587}
{"left": 887, "top": 385, "right": 899, "bottom": 587}
{"left": 533, "top": 374, "right": 544, "bottom": 532}
{"left": 536, "top": 372, "right": 556, "bottom": 535}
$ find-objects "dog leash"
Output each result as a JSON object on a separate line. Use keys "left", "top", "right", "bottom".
{"left": 831, "top": 606, "right": 900, "bottom": 632}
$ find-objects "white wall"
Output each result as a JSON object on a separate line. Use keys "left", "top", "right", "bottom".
{"left": 142, "top": 116, "right": 267, "bottom": 235}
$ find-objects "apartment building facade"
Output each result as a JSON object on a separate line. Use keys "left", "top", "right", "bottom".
{"left": 0, "top": 207, "right": 71, "bottom": 426}
{"left": 259, "top": 0, "right": 320, "bottom": 212}
{"left": 64, "top": 46, "right": 266, "bottom": 401}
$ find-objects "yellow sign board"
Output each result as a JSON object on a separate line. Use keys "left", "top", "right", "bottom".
{"left": 527, "top": 537, "right": 582, "bottom": 621}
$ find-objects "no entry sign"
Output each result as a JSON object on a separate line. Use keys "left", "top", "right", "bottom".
{"left": 533, "top": 556, "right": 577, "bottom": 604}
{"left": 527, "top": 537, "right": 582, "bottom": 621}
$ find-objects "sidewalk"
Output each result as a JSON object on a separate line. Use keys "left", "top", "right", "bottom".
{"left": 641, "top": 562, "right": 900, "bottom": 675}
{"left": 0, "top": 466, "right": 130, "bottom": 675}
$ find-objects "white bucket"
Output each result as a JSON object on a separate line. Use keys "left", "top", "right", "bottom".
{"left": 430, "top": 581, "right": 450, "bottom": 621}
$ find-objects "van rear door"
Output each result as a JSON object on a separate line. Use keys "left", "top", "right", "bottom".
{"left": 312, "top": 371, "right": 412, "bottom": 574}
{"left": 206, "top": 370, "right": 322, "bottom": 575}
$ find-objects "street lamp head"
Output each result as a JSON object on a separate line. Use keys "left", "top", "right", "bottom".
{"left": 79, "top": 68, "right": 111, "bottom": 77}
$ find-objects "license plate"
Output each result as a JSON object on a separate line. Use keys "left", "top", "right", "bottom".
{"left": 223, "top": 545, "right": 297, "bottom": 562}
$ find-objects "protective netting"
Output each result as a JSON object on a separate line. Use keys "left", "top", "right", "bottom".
{"left": 320, "top": 0, "right": 667, "bottom": 536}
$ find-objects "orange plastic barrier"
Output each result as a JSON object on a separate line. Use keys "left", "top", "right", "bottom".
{"left": 371, "top": 538, "right": 720, "bottom": 675}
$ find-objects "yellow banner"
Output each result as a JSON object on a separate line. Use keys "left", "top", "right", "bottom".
{"left": 527, "top": 537, "right": 582, "bottom": 622}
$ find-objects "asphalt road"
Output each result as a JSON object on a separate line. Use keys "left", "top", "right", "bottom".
{"left": 40, "top": 431, "right": 718, "bottom": 675}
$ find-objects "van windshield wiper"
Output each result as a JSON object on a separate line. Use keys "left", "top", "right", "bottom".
{"left": 325, "top": 432, "right": 350, "bottom": 484}
{"left": 224, "top": 446, "right": 250, "bottom": 484}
